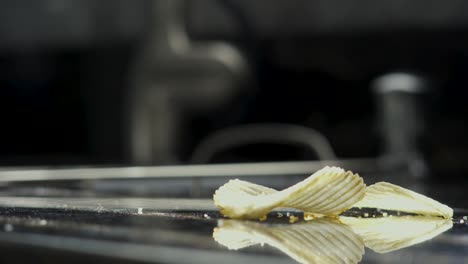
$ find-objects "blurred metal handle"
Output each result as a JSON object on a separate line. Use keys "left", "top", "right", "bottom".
{"left": 190, "top": 123, "right": 336, "bottom": 164}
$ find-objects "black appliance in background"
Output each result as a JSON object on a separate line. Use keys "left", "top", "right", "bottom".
{"left": 0, "top": 0, "right": 468, "bottom": 181}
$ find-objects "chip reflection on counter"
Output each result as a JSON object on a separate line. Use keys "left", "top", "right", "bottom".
{"left": 339, "top": 216, "right": 453, "bottom": 253}
{"left": 213, "top": 215, "right": 452, "bottom": 264}
{"left": 213, "top": 218, "right": 365, "bottom": 264}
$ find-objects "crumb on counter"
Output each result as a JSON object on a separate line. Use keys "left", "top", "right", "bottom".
{"left": 289, "top": 215, "right": 299, "bottom": 223}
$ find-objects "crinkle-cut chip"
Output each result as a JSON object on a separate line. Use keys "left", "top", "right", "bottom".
{"left": 352, "top": 182, "right": 453, "bottom": 219}
{"left": 213, "top": 166, "right": 366, "bottom": 219}
{"left": 213, "top": 218, "right": 365, "bottom": 264}
{"left": 340, "top": 216, "right": 453, "bottom": 253}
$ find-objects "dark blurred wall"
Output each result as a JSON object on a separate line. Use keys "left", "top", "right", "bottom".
{"left": 0, "top": 0, "right": 148, "bottom": 165}
{"left": 0, "top": 0, "right": 468, "bottom": 176}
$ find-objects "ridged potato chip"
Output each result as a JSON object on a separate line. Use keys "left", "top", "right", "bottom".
{"left": 352, "top": 182, "right": 453, "bottom": 219}
{"left": 213, "top": 166, "right": 366, "bottom": 219}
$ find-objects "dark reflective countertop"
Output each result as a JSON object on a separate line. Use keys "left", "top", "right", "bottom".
{"left": 0, "top": 162, "right": 466, "bottom": 264}
{"left": 0, "top": 197, "right": 466, "bottom": 264}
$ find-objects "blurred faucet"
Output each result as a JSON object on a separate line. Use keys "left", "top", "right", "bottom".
{"left": 372, "top": 72, "right": 430, "bottom": 178}
{"left": 126, "top": 0, "right": 250, "bottom": 165}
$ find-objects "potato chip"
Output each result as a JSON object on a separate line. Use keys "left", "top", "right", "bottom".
{"left": 213, "top": 166, "right": 366, "bottom": 219}
{"left": 352, "top": 182, "right": 453, "bottom": 219}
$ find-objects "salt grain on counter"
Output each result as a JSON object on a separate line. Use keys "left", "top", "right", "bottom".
{"left": 137, "top": 208, "right": 143, "bottom": 215}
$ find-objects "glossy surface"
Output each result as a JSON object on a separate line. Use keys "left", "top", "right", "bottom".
{"left": 0, "top": 197, "right": 466, "bottom": 264}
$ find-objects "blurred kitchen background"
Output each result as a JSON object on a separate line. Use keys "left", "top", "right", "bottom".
{"left": 1, "top": 0, "right": 468, "bottom": 182}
